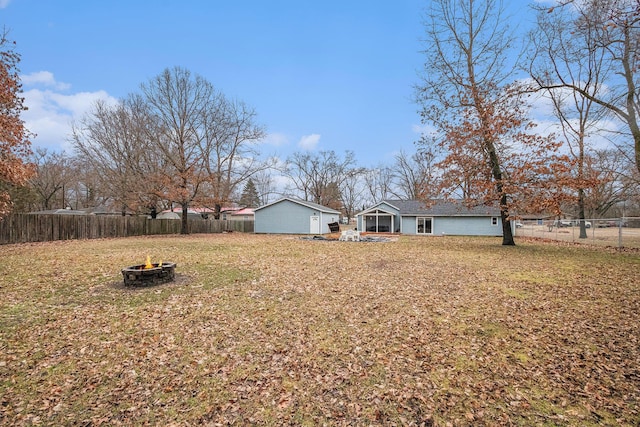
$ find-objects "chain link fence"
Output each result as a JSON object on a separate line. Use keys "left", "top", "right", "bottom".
{"left": 514, "top": 217, "right": 640, "bottom": 249}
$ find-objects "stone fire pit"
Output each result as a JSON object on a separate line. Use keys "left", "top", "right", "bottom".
{"left": 122, "top": 262, "right": 176, "bottom": 287}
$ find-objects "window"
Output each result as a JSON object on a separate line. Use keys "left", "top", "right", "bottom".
{"left": 491, "top": 217, "right": 499, "bottom": 226}
{"left": 417, "top": 217, "right": 433, "bottom": 234}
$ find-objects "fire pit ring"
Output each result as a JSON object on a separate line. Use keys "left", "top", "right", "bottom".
{"left": 122, "top": 262, "right": 176, "bottom": 287}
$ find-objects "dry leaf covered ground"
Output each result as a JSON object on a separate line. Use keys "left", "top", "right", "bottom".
{"left": 0, "top": 233, "right": 639, "bottom": 426}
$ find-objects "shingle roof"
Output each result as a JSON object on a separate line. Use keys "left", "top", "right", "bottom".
{"left": 255, "top": 197, "right": 341, "bottom": 214}
{"left": 383, "top": 199, "right": 500, "bottom": 216}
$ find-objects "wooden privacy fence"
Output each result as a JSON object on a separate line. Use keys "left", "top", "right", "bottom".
{"left": 0, "top": 214, "right": 254, "bottom": 245}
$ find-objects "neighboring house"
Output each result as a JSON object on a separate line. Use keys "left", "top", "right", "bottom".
{"left": 254, "top": 198, "right": 341, "bottom": 234}
{"left": 29, "top": 208, "right": 88, "bottom": 215}
{"left": 220, "top": 206, "right": 240, "bottom": 220}
{"left": 356, "top": 199, "right": 504, "bottom": 236}
{"left": 228, "top": 207, "right": 254, "bottom": 221}
{"left": 156, "top": 211, "right": 181, "bottom": 220}
{"left": 160, "top": 207, "right": 215, "bottom": 220}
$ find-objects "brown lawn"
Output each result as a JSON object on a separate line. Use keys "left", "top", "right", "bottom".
{"left": 0, "top": 234, "right": 639, "bottom": 426}
{"left": 515, "top": 223, "right": 640, "bottom": 249}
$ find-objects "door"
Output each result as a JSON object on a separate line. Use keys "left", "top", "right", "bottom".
{"left": 310, "top": 215, "right": 320, "bottom": 234}
{"left": 417, "top": 217, "right": 433, "bottom": 234}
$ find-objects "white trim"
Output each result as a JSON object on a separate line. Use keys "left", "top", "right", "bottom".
{"left": 416, "top": 217, "right": 434, "bottom": 235}
{"left": 363, "top": 210, "right": 394, "bottom": 233}
{"left": 356, "top": 201, "right": 399, "bottom": 216}
{"left": 310, "top": 215, "right": 320, "bottom": 234}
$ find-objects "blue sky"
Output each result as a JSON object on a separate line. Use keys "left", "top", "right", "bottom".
{"left": 3, "top": 0, "right": 541, "bottom": 167}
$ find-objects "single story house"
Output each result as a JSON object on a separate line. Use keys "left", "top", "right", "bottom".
{"left": 220, "top": 206, "right": 240, "bottom": 220}
{"left": 254, "top": 198, "right": 341, "bottom": 234}
{"left": 228, "top": 207, "right": 255, "bottom": 221}
{"left": 159, "top": 207, "right": 214, "bottom": 220}
{"left": 356, "top": 199, "right": 504, "bottom": 236}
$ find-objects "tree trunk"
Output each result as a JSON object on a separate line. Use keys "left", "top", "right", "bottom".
{"left": 181, "top": 204, "right": 189, "bottom": 234}
{"left": 485, "top": 137, "right": 515, "bottom": 246}
{"left": 621, "top": 24, "right": 640, "bottom": 175}
{"left": 578, "top": 188, "right": 587, "bottom": 239}
{"left": 500, "top": 193, "right": 515, "bottom": 246}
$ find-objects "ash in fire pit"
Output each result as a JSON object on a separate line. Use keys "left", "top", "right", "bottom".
{"left": 122, "top": 256, "right": 176, "bottom": 287}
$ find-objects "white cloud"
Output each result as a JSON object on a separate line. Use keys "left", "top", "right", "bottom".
{"left": 297, "top": 133, "right": 321, "bottom": 151}
{"left": 0, "top": 0, "right": 11, "bottom": 8}
{"left": 262, "top": 132, "right": 290, "bottom": 147}
{"left": 20, "top": 72, "right": 118, "bottom": 152}
{"left": 21, "top": 71, "right": 71, "bottom": 90}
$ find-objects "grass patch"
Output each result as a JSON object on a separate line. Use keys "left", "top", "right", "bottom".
{"left": 0, "top": 234, "right": 639, "bottom": 426}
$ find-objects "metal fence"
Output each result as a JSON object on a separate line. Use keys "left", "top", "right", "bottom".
{"left": 514, "top": 217, "right": 640, "bottom": 249}
{"left": 0, "top": 214, "right": 254, "bottom": 245}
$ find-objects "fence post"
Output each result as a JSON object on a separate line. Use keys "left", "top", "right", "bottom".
{"left": 618, "top": 219, "right": 623, "bottom": 249}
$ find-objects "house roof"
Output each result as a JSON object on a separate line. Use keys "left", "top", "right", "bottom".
{"left": 156, "top": 211, "right": 181, "bottom": 220}
{"left": 230, "top": 207, "right": 255, "bottom": 216}
{"left": 357, "top": 204, "right": 398, "bottom": 216}
{"left": 359, "top": 199, "right": 500, "bottom": 217}
{"left": 29, "top": 208, "right": 88, "bottom": 215}
{"left": 164, "top": 207, "right": 216, "bottom": 214}
{"left": 255, "top": 197, "right": 341, "bottom": 214}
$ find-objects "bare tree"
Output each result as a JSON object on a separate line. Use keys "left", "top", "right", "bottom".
{"left": 73, "top": 67, "right": 267, "bottom": 228}
{"left": 415, "top": 0, "right": 570, "bottom": 245}
{"left": 389, "top": 150, "right": 438, "bottom": 200}
{"left": 339, "top": 168, "right": 367, "bottom": 221}
{"left": 64, "top": 155, "right": 117, "bottom": 211}
{"left": 363, "top": 165, "right": 394, "bottom": 205}
{"left": 140, "top": 67, "right": 217, "bottom": 232}
{"left": 28, "top": 148, "right": 71, "bottom": 210}
{"left": 71, "top": 97, "right": 158, "bottom": 216}
{"left": 251, "top": 167, "right": 279, "bottom": 206}
{"left": 538, "top": 0, "right": 640, "bottom": 174}
{"left": 593, "top": 144, "right": 640, "bottom": 217}
{"left": 285, "top": 150, "right": 357, "bottom": 208}
{"left": 198, "top": 97, "right": 267, "bottom": 218}
{"left": 583, "top": 149, "right": 632, "bottom": 217}
{"left": 530, "top": 5, "right": 608, "bottom": 238}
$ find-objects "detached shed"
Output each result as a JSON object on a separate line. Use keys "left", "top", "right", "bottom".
{"left": 254, "top": 198, "right": 341, "bottom": 235}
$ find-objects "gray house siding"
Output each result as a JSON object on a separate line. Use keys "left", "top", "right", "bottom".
{"left": 400, "top": 216, "right": 502, "bottom": 236}
{"left": 356, "top": 199, "right": 503, "bottom": 237}
{"left": 254, "top": 199, "right": 340, "bottom": 234}
{"left": 401, "top": 216, "right": 417, "bottom": 234}
{"left": 434, "top": 216, "right": 501, "bottom": 236}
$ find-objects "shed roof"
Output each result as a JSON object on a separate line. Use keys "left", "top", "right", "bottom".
{"left": 255, "top": 197, "right": 341, "bottom": 214}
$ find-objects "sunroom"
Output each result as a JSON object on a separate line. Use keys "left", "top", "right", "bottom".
{"left": 360, "top": 207, "right": 396, "bottom": 233}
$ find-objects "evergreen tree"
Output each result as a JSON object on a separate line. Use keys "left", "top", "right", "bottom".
{"left": 239, "top": 179, "right": 260, "bottom": 208}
